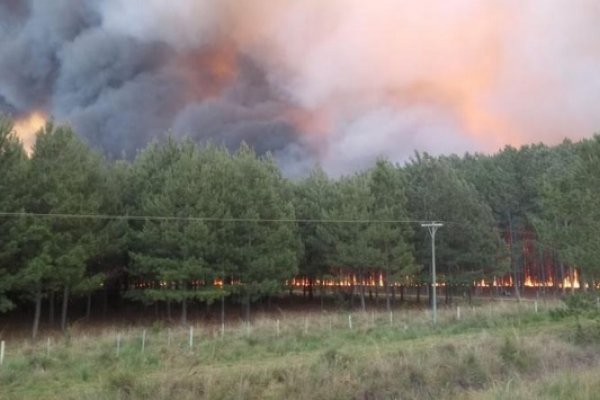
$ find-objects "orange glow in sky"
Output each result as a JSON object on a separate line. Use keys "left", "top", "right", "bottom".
{"left": 13, "top": 112, "right": 46, "bottom": 154}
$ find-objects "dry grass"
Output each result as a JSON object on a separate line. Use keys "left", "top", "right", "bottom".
{"left": 1, "top": 299, "right": 598, "bottom": 399}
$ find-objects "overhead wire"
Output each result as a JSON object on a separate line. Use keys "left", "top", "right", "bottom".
{"left": 0, "top": 211, "right": 440, "bottom": 225}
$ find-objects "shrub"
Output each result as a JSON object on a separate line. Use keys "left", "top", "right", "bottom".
{"left": 499, "top": 336, "right": 532, "bottom": 372}
{"left": 563, "top": 293, "right": 600, "bottom": 316}
{"left": 106, "top": 369, "right": 138, "bottom": 396}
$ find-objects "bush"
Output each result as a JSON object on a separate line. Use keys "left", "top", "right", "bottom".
{"left": 499, "top": 336, "right": 534, "bottom": 372}
{"left": 563, "top": 293, "right": 600, "bottom": 316}
{"left": 572, "top": 319, "right": 600, "bottom": 346}
{"left": 106, "top": 369, "right": 138, "bottom": 396}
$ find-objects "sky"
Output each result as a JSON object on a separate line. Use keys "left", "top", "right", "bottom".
{"left": 1, "top": 0, "right": 599, "bottom": 175}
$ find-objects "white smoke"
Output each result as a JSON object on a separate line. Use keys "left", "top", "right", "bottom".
{"left": 2, "top": 0, "right": 600, "bottom": 175}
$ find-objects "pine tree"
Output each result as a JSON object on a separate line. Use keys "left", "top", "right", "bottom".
{"left": 0, "top": 117, "right": 28, "bottom": 312}
{"left": 366, "top": 159, "right": 416, "bottom": 311}
{"left": 293, "top": 167, "right": 336, "bottom": 304}
{"left": 128, "top": 140, "right": 217, "bottom": 324}
{"left": 405, "top": 154, "right": 506, "bottom": 303}
{"left": 16, "top": 123, "right": 105, "bottom": 337}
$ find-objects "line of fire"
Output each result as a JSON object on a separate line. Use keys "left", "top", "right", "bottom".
{"left": 125, "top": 234, "right": 583, "bottom": 299}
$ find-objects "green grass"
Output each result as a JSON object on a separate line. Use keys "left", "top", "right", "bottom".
{"left": 1, "top": 300, "right": 599, "bottom": 399}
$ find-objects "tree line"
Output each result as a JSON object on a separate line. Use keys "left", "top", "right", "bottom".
{"left": 1, "top": 116, "right": 598, "bottom": 338}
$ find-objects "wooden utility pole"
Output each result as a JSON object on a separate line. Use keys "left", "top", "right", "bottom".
{"left": 422, "top": 222, "right": 443, "bottom": 324}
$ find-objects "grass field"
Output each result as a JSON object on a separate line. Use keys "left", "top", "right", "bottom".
{"left": 1, "top": 299, "right": 600, "bottom": 399}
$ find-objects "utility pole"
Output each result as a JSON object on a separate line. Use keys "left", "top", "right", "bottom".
{"left": 422, "top": 222, "right": 443, "bottom": 324}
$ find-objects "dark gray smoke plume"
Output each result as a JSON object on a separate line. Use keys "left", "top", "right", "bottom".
{"left": 0, "top": 0, "right": 315, "bottom": 174}
{"left": 2, "top": 0, "right": 600, "bottom": 175}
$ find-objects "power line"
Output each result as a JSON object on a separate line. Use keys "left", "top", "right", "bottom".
{"left": 0, "top": 211, "right": 436, "bottom": 225}
{"left": 0, "top": 211, "right": 572, "bottom": 254}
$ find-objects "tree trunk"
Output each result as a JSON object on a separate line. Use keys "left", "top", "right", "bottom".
{"left": 181, "top": 298, "right": 187, "bottom": 325}
{"left": 103, "top": 288, "right": 108, "bottom": 316}
{"left": 320, "top": 279, "right": 325, "bottom": 312}
{"left": 166, "top": 299, "right": 172, "bottom": 320}
{"left": 48, "top": 290, "right": 55, "bottom": 326}
{"left": 32, "top": 290, "right": 42, "bottom": 340}
{"left": 359, "top": 271, "right": 366, "bottom": 311}
{"left": 508, "top": 213, "right": 521, "bottom": 300}
{"left": 86, "top": 292, "right": 92, "bottom": 320}
{"left": 61, "top": 285, "right": 70, "bottom": 332}
{"left": 308, "top": 278, "right": 314, "bottom": 300}
{"left": 221, "top": 294, "right": 225, "bottom": 328}
{"left": 539, "top": 249, "right": 546, "bottom": 297}
{"left": 445, "top": 284, "right": 450, "bottom": 305}
{"left": 416, "top": 285, "right": 421, "bottom": 304}
{"left": 385, "top": 272, "right": 391, "bottom": 312}
{"left": 244, "top": 294, "right": 251, "bottom": 322}
{"left": 400, "top": 285, "right": 404, "bottom": 303}
{"left": 427, "top": 283, "right": 433, "bottom": 307}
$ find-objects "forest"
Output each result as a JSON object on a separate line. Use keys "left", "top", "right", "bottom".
{"left": 1, "top": 116, "right": 599, "bottom": 339}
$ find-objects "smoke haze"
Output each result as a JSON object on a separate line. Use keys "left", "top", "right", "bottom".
{"left": 2, "top": 0, "right": 600, "bottom": 175}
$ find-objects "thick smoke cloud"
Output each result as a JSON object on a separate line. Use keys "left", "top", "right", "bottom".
{"left": 1, "top": 0, "right": 600, "bottom": 175}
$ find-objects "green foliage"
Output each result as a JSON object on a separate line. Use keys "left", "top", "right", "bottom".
{"left": 559, "top": 293, "right": 600, "bottom": 318}
{"left": 3, "top": 115, "right": 600, "bottom": 341}
{"left": 548, "top": 292, "right": 600, "bottom": 322}
{"left": 366, "top": 159, "right": 416, "bottom": 281}
{"left": 499, "top": 336, "right": 528, "bottom": 371}
{"left": 293, "top": 167, "right": 336, "bottom": 283}
{"left": 0, "top": 116, "right": 28, "bottom": 311}
{"left": 405, "top": 153, "right": 507, "bottom": 284}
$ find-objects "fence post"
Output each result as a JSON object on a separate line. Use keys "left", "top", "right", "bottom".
{"left": 141, "top": 330, "right": 146, "bottom": 353}
{"left": 534, "top": 301, "right": 538, "bottom": 313}
{"left": 116, "top": 334, "right": 121, "bottom": 357}
{"left": 389, "top": 311, "right": 393, "bottom": 326}
{"left": 167, "top": 328, "right": 171, "bottom": 347}
{"left": 0, "top": 340, "right": 5, "bottom": 366}
{"left": 46, "top": 337, "right": 51, "bottom": 357}
{"left": 348, "top": 314, "right": 353, "bottom": 330}
{"left": 189, "top": 327, "right": 194, "bottom": 349}
{"left": 456, "top": 306, "right": 461, "bottom": 320}
{"left": 276, "top": 319, "right": 280, "bottom": 337}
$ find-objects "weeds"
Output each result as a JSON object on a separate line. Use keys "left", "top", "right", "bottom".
{"left": 0, "top": 301, "right": 598, "bottom": 399}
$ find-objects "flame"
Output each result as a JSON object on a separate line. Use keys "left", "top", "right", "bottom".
{"left": 563, "top": 269, "right": 580, "bottom": 289}
{"left": 476, "top": 269, "right": 580, "bottom": 289}
{"left": 213, "top": 278, "right": 224, "bottom": 287}
{"left": 126, "top": 265, "right": 584, "bottom": 291}
{"left": 13, "top": 112, "right": 46, "bottom": 154}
